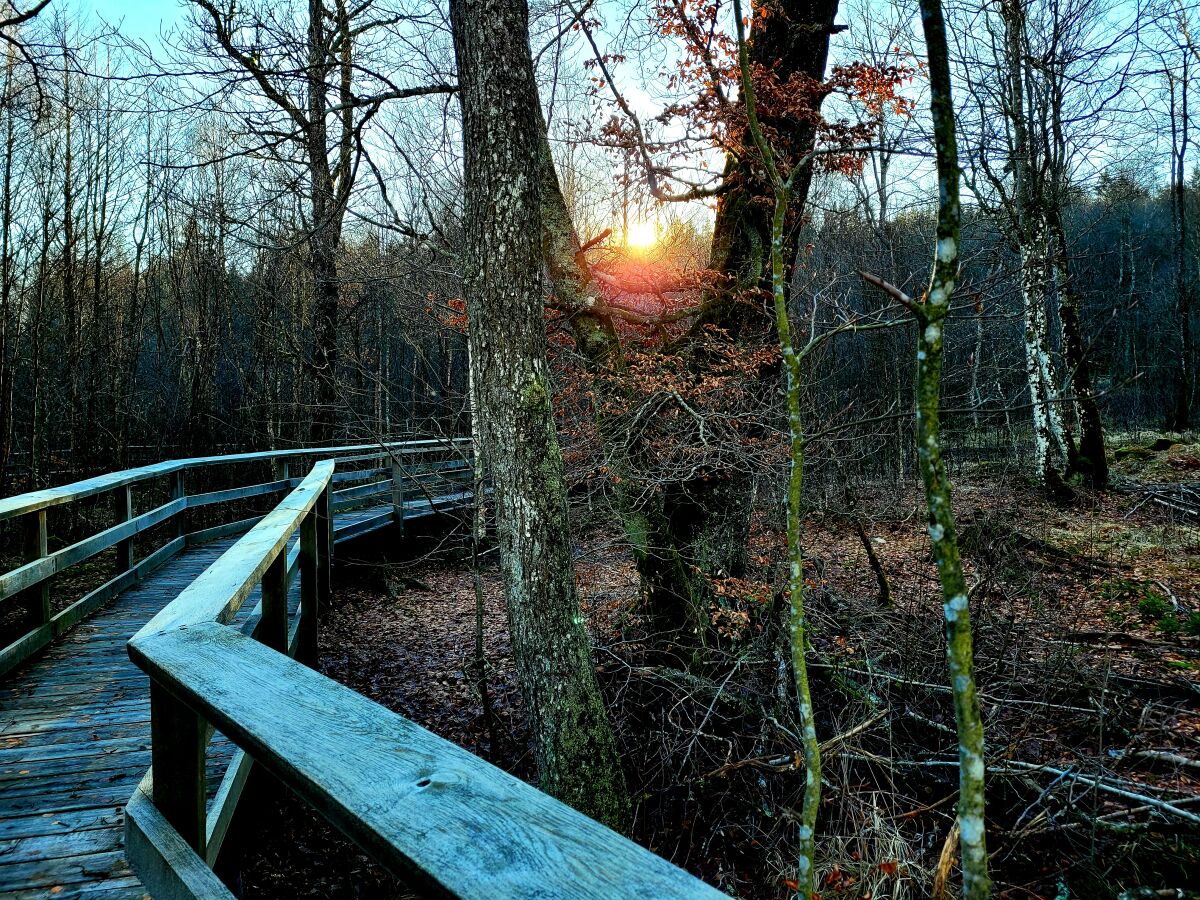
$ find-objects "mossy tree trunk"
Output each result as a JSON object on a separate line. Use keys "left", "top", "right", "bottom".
{"left": 451, "top": 0, "right": 629, "bottom": 828}
{"left": 730, "top": 1, "right": 830, "bottom": 889}
{"left": 864, "top": 0, "right": 990, "bottom": 892}
{"left": 657, "top": 0, "right": 841, "bottom": 652}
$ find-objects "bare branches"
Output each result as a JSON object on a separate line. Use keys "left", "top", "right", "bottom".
{"left": 857, "top": 269, "right": 925, "bottom": 319}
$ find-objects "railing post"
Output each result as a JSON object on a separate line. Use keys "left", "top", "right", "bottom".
{"left": 317, "top": 485, "right": 333, "bottom": 608}
{"left": 115, "top": 485, "right": 134, "bottom": 578}
{"left": 260, "top": 551, "right": 288, "bottom": 654}
{"left": 170, "top": 470, "right": 186, "bottom": 540}
{"left": 299, "top": 508, "right": 319, "bottom": 665}
{"left": 19, "top": 510, "right": 49, "bottom": 625}
{"left": 391, "top": 456, "right": 404, "bottom": 531}
{"left": 274, "top": 458, "right": 290, "bottom": 484}
{"left": 150, "top": 681, "right": 207, "bottom": 858}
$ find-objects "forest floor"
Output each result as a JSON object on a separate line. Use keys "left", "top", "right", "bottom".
{"left": 237, "top": 439, "right": 1200, "bottom": 900}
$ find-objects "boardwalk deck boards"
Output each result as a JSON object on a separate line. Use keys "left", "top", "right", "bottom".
{"left": 0, "top": 501, "right": 406, "bottom": 899}
{"left": 0, "top": 447, "right": 720, "bottom": 900}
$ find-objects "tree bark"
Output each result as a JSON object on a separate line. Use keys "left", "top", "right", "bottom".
{"left": 1168, "top": 59, "right": 1193, "bottom": 432}
{"left": 307, "top": 0, "right": 341, "bottom": 444}
{"left": 701, "top": 0, "right": 841, "bottom": 335}
{"left": 1049, "top": 215, "right": 1108, "bottom": 488}
{"left": 451, "top": 0, "right": 629, "bottom": 828}
{"left": 656, "top": 0, "right": 840, "bottom": 646}
{"left": 1001, "top": 0, "right": 1071, "bottom": 495}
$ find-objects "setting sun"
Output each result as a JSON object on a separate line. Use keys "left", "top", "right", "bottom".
{"left": 625, "top": 219, "right": 658, "bottom": 250}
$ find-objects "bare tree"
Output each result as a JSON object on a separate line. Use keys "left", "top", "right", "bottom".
{"left": 181, "top": 0, "right": 454, "bottom": 442}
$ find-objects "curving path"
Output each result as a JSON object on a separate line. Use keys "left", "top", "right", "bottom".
{"left": 0, "top": 498, "right": 458, "bottom": 899}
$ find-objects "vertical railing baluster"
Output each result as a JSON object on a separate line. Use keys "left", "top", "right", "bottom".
{"left": 115, "top": 485, "right": 134, "bottom": 578}
{"left": 391, "top": 455, "right": 404, "bottom": 532}
{"left": 317, "top": 484, "right": 333, "bottom": 608}
{"left": 260, "top": 551, "right": 288, "bottom": 654}
{"left": 299, "top": 508, "right": 319, "bottom": 665}
{"left": 170, "top": 470, "right": 186, "bottom": 540}
{"left": 19, "top": 510, "right": 49, "bottom": 625}
{"left": 150, "top": 681, "right": 207, "bottom": 858}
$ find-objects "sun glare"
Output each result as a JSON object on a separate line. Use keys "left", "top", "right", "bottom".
{"left": 626, "top": 220, "right": 658, "bottom": 250}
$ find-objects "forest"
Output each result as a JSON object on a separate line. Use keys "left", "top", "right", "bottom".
{"left": 0, "top": 0, "right": 1197, "bottom": 897}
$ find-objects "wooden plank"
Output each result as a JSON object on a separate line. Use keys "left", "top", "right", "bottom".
{"left": 204, "top": 748, "right": 253, "bottom": 865}
{"left": 0, "top": 438, "right": 467, "bottom": 521}
{"left": 0, "top": 849, "right": 134, "bottom": 892}
{"left": 317, "top": 486, "right": 332, "bottom": 607}
{"left": 332, "top": 467, "right": 389, "bottom": 484}
{"left": 391, "top": 460, "right": 404, "bottom": 528}
{"left": 129, "top": 622, "right": 726, "bottom": 899}
{"left": 298, "top": 510, "right": 318, "bottom": 664}
{"left": 170, "top": 471, "right": 186, "bottom": 539}
{"left": 331, "top": 478, "right": 391, "bottom": 504}
{"left": 149, "top": 682, "right": 207, "bottom": 858}
{"left": 125, "top": 783, "right": 235, "bottom": 900}
{"left": 17, "top": 510, "right": 49, "bottom": 623}
{"left": 115, "top": 486, "right": 134, "bottom": 578}
{"left": 6, "top": 877, "right": 148, "bottom": 900}
{"left": 332, "top": 510, "right": 393, "bottom": 543}
{"left": 0, "top": 827, "right": 124, "bottom": 864}
{"left": 137, "top": 462, "right": 332, "bottom": 637}
{"left": 0, "top": 734, "right": 150, "bottom": 769}
{"left": 185, "top": 516, "right": 260, "bottom": 547}
{"left": 185, "top": 479, "right": 292, "bottom": 510}
{"left": 259, "top": 552, "right": 288, "bottom": 654}
{"left": 0, "top": 499, "right": 186, "bottom": 604}
{"left": 0, "top": 806, "right": 126, "bottom": 842}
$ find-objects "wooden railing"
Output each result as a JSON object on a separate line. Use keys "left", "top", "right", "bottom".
{"left": 0, "top": 439, "right": 470, "bottom": 677}
{"left": 124, "top": 458, "right": 724, "bottom": 899}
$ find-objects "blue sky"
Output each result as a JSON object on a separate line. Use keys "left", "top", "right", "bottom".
{"left": 88, "top": 0, "right": 184, "bottom": 46}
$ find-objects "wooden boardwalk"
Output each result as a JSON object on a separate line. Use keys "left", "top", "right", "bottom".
{"left": 0, "top": 499, "right": 444, "bottom": 899}
{"left": 0, "top": 446, "right": 719, "bottom": 900}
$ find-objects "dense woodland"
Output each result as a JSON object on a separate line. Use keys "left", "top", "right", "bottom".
{"left": 0, "top": 0, "right": 1199, "bottom": 897}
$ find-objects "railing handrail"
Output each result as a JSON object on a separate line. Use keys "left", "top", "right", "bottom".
{"left": 0, "top": 438, "right": 472, "bottom": 679}
{"left": 137, "top": 460, "right": 334, "bottom": 638}
{"left": 124, "top": 459, "right": 724, "bottom": 900}
{"left": 0, "top": 437, "right": 469, "bottom": 521}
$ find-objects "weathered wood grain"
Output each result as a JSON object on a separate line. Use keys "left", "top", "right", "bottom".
{"left": 0, "top": 439, "right": 466, "bottom": 520}
{"left": 136, "top": 462, "right": 333, "bottom": 637}
{"left": 0, "top": 443, "right": 701, "bottom": 900}
{"left": 129, "top": 622, "right": 725, "bottom": 899}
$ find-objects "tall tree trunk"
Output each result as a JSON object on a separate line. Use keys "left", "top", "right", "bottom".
{"left": 909, "top": 0, "right": 990, "bottom": 885}
{"left": 451, "top": 0, "right": 629, "bottom": 828}
{"left": 1041, "top": 16, "right": 1107, "bottom": 488}
{"left": 702, "top": 0, "right": 841, "bottom": 333}
{"left": 0, "top": 45, "right": 15, "bottom": 493}
{"left": 1168, "top": 60, "right": 1193, "bottom": 431}
{"left": 656, "top": 0, "right": 841, "bottom": 645}
{"left": 1001, "top": 0, "right": 1070, "bottom": 494}
{"left": 1017, "top": 225, "right": 1071, "bottom": 495}
{"left": 307, "top": 0, "right": 341, "bottom": 444}
{"left": 1048, "top": 216, "right": 1108, "bottom": 488}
